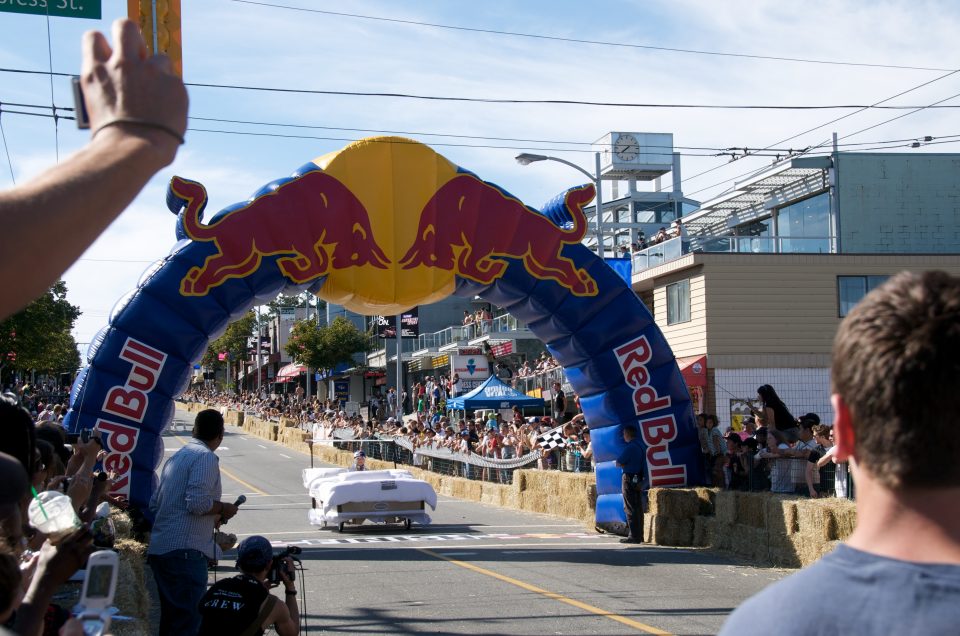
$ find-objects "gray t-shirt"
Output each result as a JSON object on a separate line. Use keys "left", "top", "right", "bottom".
{"left": 720, "top": 544, "right": 960, "bottom": 636}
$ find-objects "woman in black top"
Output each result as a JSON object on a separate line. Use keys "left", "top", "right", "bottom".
{"left": 757, "top": 384, "right": 799, "bottom": 443}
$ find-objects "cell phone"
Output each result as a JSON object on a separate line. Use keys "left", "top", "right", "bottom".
{"left": 77, "top": 550, "right": 118, "bottom": 635}
{"left": 71, "top": 76, "right": 90, "bottom": 130}
{"left": 80, "top": 429, "right": 92, "bottom": 444}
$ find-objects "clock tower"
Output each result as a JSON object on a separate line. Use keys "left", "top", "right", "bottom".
{"left": 595, "top": 132, "right": 674, "bottom": 180}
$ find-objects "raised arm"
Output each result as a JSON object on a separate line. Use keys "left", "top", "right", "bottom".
{"left": 0, "top": 19, "right": 187, "bottom": 319}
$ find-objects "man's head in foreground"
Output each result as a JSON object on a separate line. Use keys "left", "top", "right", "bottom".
{"left": 831, "top": 270, "right": 960, "bottom": 490}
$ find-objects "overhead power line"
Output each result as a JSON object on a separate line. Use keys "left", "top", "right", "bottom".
{"left": 5, "top": 100, "right": 959, "bottom": 158}
{"left": 230, "top": 0, "right": 957, "bottom": 73}
{"left": 5, "top": 67, "right": 960, "bottom": 111}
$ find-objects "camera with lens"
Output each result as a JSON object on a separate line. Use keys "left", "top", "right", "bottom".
{"left": 268, "top": 546, "right": 301, "bottom": 585}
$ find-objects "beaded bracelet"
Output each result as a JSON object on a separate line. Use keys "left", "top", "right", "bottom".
{"left": 93, "top": 118, "right": 185, "bottom": 145}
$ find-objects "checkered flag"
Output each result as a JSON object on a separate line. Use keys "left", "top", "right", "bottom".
{"left": 536, "top": 425, "right": 566, "bottom": 451}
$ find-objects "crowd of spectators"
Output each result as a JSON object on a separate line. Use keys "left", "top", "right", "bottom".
{"left": 515, "top": 352, "right": 561, "bottom": 379}
{"left": 185, "top": 387, "right": 595, "bottom": 483}
{"left": 697, "top": 386, "right": 850, "bottom": 499}
{"left": 1, "top": 390, "right": 122, "bottom": 635}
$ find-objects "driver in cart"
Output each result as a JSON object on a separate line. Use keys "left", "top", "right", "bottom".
{"left": 351, "top": 450, "right": 366, "bottom": 471}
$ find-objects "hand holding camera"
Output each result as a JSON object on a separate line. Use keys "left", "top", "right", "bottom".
{"left": 268, "top": 546, "right": 302, "bottom": 587}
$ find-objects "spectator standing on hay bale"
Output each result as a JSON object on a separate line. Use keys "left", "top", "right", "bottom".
{"left": 720, "top": 271, "right": 960, "bottom": 635}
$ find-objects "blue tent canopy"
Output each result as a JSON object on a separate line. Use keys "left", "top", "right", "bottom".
{"left": 447, "top": 375, "right": 545, "bottom": 411}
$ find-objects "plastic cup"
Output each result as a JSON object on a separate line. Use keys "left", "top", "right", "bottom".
{"left": 27, "top": 490, "right": 81, "bottom": 544}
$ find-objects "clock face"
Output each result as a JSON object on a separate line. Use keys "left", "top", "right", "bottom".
{"left": 614, "top": 134, "right": 640, "bottom": 161}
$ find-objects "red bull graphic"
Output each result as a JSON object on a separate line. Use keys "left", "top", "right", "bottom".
{"left": 171, "top": 172, "right": 389, "bottom": 296}
{"left": 64, "top": 136, "right": 702, "bottom": 529}
{"left": 400, "top": 175, "right": 598, "bottom": 296}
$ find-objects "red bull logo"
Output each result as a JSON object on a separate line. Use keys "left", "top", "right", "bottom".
{"left": 399, "top": 175, "right": 598, "bottom": 296}
{"left": 172, "top": 172, "right": 389, "bottom": 296}
{"left": 172, "top": 137, "right": 598, "bottom": 309}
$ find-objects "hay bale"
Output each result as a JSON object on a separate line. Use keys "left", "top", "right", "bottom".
{"left": 795, "top": 500, "right": 835, "bottom": 541}
{"left": 710, "top": 520, "right": 734, "bottom": 550}
{"left": 736, "top": 492, "right": 768, "bottom": 528}
{"left": 694, "top": 487, "right": 717, "bottom": 515}
{"left": 790, "top": 534, "right": 829, "bottom": 567}
{"left": 650, "top": 516, "right": 693, "bottom": 546}
{"left": 729, "top": 524, "right": 768, "bottom": 562}
{"left": 828, "top": 499, "right": 857, "bottom": 540}
{"left": 649, "top": 488, "right": 699, "bottom": 520}
{"left": 110, "top": 509, "right": 133, "bottom": 539}
{"left": 643, "top": 513, "right": 656, "bottom": 543}
{"left": 693, "top": 516, "right": 710, "bottom": 547}
{"left": 714, "top": 490, "right": 737, "bottom": 525}
{"left": 768, "top": 546, "right": 802, "bottom": 568}
{"left": 765, "top": 495, "right": 799, "bottom": 547}
{"left": 113, "top": 539, "right": 149, "bottom": 635}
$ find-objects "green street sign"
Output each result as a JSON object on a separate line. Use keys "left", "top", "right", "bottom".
{"left": 0, "top": 0, "right": 101, "bottom": 20}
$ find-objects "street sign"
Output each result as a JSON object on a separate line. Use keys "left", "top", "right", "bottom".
{"left": 0, "top": 0, "right": 102, "bottom": 20}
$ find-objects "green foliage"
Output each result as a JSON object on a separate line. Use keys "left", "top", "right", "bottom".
{"left": 0, "top": 281, "right": 81, "bottom": 375}
{"left": 285, "top": 316, "right": 367, "bottom": 373}
{"left": 264, "top": 292, "right": 326, "bottom": 319}
{"left": 202, "top": 311, "right": 256, "bottom": 369}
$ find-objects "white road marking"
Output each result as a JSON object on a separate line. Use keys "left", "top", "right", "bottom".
{"left": 278, "top": 453, "right": 291, "bottom": 459}
{"left": 215, "top": 446, "right": 230, "bottom": 451}
{"left": 257, "top": 444, "right": 266, "bottom": 449}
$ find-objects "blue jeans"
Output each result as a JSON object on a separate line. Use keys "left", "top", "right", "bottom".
{"left": 148, "top": 549, "right": 208, "bottom": 636}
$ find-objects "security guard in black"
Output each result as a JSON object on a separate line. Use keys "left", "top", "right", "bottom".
{"left": 616, "top": 426, "right": 646, "bottom": 544}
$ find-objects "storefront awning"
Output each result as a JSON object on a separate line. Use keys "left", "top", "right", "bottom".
{"left": 678, "top": 355, "right": 707, "bottom": 387}
{"left": 277, "top": 363, "right": 307, "bottom": 380}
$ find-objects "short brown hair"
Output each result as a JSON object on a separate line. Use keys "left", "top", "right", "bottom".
{"left": 831, "top": 270, "right": 960, "bottom": 489}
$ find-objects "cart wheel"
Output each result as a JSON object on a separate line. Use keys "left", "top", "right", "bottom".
{"left": 404, "top": 518, "right": 412, "bottom": 531}
{"left": 337, "top": 522, "right": 345, "bottom": 533}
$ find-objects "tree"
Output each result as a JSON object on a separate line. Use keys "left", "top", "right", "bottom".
{"left": 0, "top": 281, "right": 82, "bottom": 382}
{"left": 263, "top": 292, "right": 326, "bottom": 320}
{"left": 201, "top": 311, "right": 257, "bottom": 390}
{"left": 285, "top": 316, "right": 367, "bottom": 375}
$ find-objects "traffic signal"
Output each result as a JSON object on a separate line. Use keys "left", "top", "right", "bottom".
{"left": 127, "top": 0, "right": 183, "bottom": 78}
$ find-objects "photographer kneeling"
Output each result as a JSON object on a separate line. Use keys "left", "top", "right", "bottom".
{"left": 198, "top": 536, "right": 299, "bottom": 636}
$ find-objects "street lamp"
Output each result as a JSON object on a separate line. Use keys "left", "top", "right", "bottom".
{"left": 515, "top": 152, "right": 605, "bottom": 257}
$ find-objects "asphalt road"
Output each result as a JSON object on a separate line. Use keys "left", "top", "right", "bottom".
{"left": 160, "top": 409, "right": 788, "bottom": 635}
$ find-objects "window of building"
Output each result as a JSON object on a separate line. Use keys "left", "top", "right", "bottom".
{"left": 838, "top": 275, "right": 888, "bottom": 317}
{"left": 666, "top": 279, "right": 691, "bottom": 325}
{"left": 777, "top": 192, "right": 831, "bottom": 253}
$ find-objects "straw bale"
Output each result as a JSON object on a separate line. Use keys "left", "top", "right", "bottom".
{"left": 113, "top": 539, "right": 149, "bottom": 635}
{"left": 795, "top": 500, "right": 835, "bottom": 541}
{"left": 693, "top": 516, "right": 710, "bottom": 547}
{"left": 514, "top": 470, "right": 528, "bottom": 491}
{"left": 649, "top": 488, "right": 700, "bottom": 520}
{"left": 524, "top": 488, "right": 556, "bottom": 514}
{"left": 110, "top": 510, "right": 133, "bottom": 540}
{"left": 736, "top": 492, "right": 768, "bottom": 528}
{"left": 789, "top": 534, "right": 829, "bottom": 567}
{"left": 765, "top": 496, "right": 799, "bottom": 543}
{"left": 694, "top": 487, "right": 717, "bottom": 515}
{"left": 729, "top": 524, "right": 769, "bottom": 562}
{"left": 768, "top": 546, "right": 802, "bottom": 568}
{"left": 828, "top": 499, "right": 858, "bottom": 540}
{"left": 461, "top": 479, "right": 482, "bottom": 501}
{"left": 500, "top": 488, "right": 519, "bottom": 510}
{"left": 643, "top": 513, "right": 655, "bottom": 543}
{"left": 710, "top": 521, "right": 734, "bottom": 550}
{"left": 714, "top": 490, "right": 737, "bottom": 525}
{"left": 650, "top": 516, "right": 693, "bottom": 546}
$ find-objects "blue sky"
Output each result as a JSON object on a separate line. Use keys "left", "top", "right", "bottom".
{"left": 2, "top": 0, "right": 959, "bottom": 343}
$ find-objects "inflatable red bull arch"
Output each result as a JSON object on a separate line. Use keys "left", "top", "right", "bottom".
{"left": 64, "top": 137, "right": 703, "bottom": 529}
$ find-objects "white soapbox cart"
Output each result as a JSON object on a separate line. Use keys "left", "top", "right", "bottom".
{"left": 302, "top": 467, "right": 437, "bottom": 532}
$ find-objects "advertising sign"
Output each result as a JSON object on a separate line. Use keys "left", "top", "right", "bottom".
{"left": 450, "top": 354, "right": 489, "bottom": 392}
{"left": 375, "top": 308, "right": 419, "bottom": 338}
